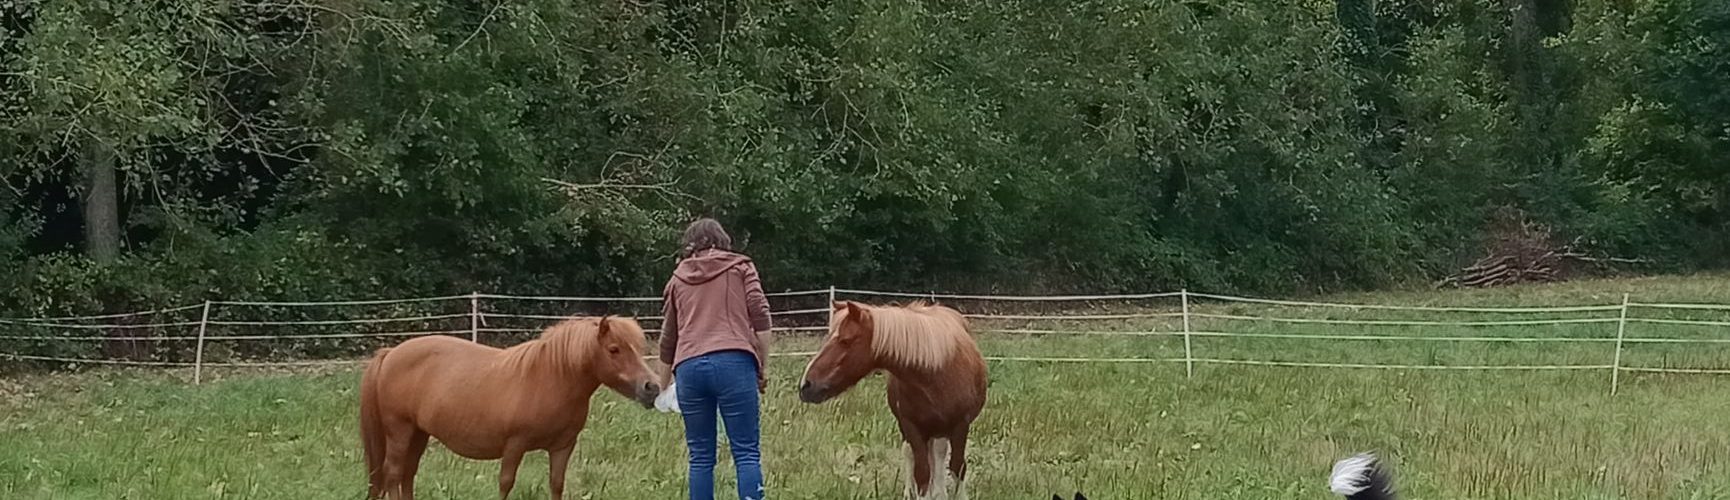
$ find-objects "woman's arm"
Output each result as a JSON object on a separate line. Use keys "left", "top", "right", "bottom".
{"left": 659, "top": 281, "right": 680, "bottom": 366}
{"left": 742, "top": 262, "right": 773, "bottom": 335}
{"left": 742, "top": 262, "right": 772, "bottom": 392}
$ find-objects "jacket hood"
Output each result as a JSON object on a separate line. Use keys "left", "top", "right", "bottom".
{"left": 674, "top": 250, "right": 752, "bottom": 285}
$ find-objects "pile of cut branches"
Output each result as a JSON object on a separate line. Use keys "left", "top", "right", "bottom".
{"left": 1436, "top": 209, "right": 1648, "bottom": 288}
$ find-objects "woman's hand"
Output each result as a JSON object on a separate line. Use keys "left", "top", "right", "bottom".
{"left": 653, "top": 360, "right": 675, "bottom": 388}
{"left": 754, "top": 329, "right": 772, "bottom": 394}
{"left": 755, "top": 330, "right": 773, "bottom": 352}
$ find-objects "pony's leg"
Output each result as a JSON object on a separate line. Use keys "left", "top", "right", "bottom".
{"left": 547, "top": 446, "right": 574, "bottom": 500}
{"left": 398, "top": 431, "right": 430, "bottom": 500}
{"left": 381, "top": 426, "right": 417, "bottom": 500}
{"left": 367, "top": 429, "right": 388, "bottom": 500}
{"left": 900, "top": 442, "right": 915, "bottom": 500}
{"left": 946, "top": 431, "right": 970, "bottom": 500}
{"left": 497, "top": 444, "right": 527, "bottom": 500}
{"left": 906, "top": 437, "right": 935, "bottom": 500}
{"left": 928, "top": 438, "right": 950, "bottom": 500}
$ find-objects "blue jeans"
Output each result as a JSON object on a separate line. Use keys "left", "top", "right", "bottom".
{"left": 676, "top": 350, "right": 764, "bottom": 500}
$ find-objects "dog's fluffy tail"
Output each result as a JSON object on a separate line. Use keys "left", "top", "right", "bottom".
{"left": 1330, "top": 453, "right": 1396, "bottom": 500}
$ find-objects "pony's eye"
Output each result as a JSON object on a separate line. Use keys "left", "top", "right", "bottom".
{"left": 608, "top": 345, "right": 621, "bottom": 354}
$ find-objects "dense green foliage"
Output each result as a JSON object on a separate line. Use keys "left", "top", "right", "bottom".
{"left": 1, "top": 0, "right": 1726, "bottom": 315}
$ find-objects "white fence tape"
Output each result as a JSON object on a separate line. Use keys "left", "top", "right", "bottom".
{"left": 1186, "top": 292, "right": 1623, "bottom": 313}
{"left": 213, "top": 295, "right": 474, "bottom": 307}
{"left": 0, "top": 334, "right": 204, "bottom": 341}
{"left": 1628, "top": 302, "right": 1730, "bottom": 311}
{"left": 3, "top": 287, "right": 1728, "bottom": 385}
{"left": 479, "top": 308, "right": 830, "bottom": 322}
{"left": 0, "top": 320, "right": 205, "bottom": 330}
{"left": 1188, "top": 313, "right": 1618, "bottom": 327}
{"left": 1183, "top": 331, "right": 1618, "bottom": 343}
{"left": 476, "top": 289, "right": 828, "bottom": 302}
{"left": 1619, "top": 366, "right": 1730, "bottom": 374}
{"left": 41, "top": 288, "right": 1730, "bottom": 313}
{"left": 836, "top": 289, "right": 1184, "bottom": 301}
{"left": 205, "top": 313, "right": 472, "bottom": 327}
{"left": 1189, "top": 358, "right": 1615, "bottom": 370}
{"left": 467, "top": 325, "right": 832, "bottom": 335}
{"left": 965, "top": 312, "right": 1187, "bottom": 321}
{"left": 0, "top": 304, "right": 206, "bottom": 323}
{"left": 1625, "top": 317, "right": 1730, "bottom": 327}
{"left": 981, "top": 328, "right": 1176, "bottom": 336}
{"left": 974, "top": 356, "right": 1613, "bottom": 370}
{"left": 205, "top": 329, "right": 473, "bottom": 341}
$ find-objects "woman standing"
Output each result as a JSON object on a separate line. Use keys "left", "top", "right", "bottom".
{"left": 660, "top": 218, "right": 772, "bottom": 500}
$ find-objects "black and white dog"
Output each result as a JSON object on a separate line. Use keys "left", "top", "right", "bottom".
{"left": 1047, "top": 452, "right": 1395, "bottom": 500}
{"left": 1329, "top": 452, "right": 1397, "bottom": 500}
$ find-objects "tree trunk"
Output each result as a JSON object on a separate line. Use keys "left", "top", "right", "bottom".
{"left": 1335, "top": 0, "right": 1377, "bottom": 66}
{"left": 82, "top": 140, "right": 121, "bottom": 263}
{"left": 1508, "top": 0, "right": 1542, "bottom": 97}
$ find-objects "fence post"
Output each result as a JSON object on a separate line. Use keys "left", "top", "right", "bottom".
{"left": 469, "top": 292, "right": 481, "bottom": 343}
{"left": 193, "top": 301, "right": 212, "bottom": 385}
{"left": 1181, "top": 289, "right": 1194, "bottom": 379}
{"left": 827, "top": 286, "right": 838, "bottom": 328}
{"left": 1611, "top": 293, "right": 1630, "bottom": 395}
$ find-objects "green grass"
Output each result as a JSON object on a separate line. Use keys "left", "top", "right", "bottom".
{"left": 5, "top": 275, "right": 1730, "bottom": 499}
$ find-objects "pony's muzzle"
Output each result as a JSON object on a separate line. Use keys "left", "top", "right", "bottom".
{"left": 798, "top": 380, "right": 828, "bottom": 404}
{"left": 635, "top": 381, "right": 662, "bottom": 408}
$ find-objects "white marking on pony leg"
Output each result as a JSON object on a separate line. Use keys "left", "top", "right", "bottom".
{"left": 928, "top": 439, "right": 950, "bottom": 500}
{"left": 901, "top": 442, "right": 916, "bottom": 500}
{"left": 946, "top": 440, "right": 966, "bottom": 500}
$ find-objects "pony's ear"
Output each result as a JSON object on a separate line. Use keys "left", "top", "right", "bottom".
{"left": 837, "top": 297, "right": 865, "bottom": 321}
{"left": 831, "top": 300, "right": 849, "bottom": 310}
{"left": 1075, "top": 493, "right": 1087, "bottom": 500}
{"left": 595, "top": 315, "right": 613, "bottom": 340}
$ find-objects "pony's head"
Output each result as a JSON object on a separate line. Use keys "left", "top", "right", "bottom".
{"left": 585, "top": 316, "right": 662, "bottom": 408}
{"left": 799, "top": 301, "right": 880, "bottom": 404}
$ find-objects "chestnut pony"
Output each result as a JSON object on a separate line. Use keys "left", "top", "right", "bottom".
{"left": 359, "top": 316, "right": 663, "bottom": 500}
{"left": 799, "top": 301, "right": 988, "bottom": 500}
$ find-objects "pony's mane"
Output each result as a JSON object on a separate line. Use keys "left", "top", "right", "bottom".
{"left": 844, "top": 302, "right": 972, "bottom": 371}
{"left": 498, "top": 317, "right": 619, "bottom": 372}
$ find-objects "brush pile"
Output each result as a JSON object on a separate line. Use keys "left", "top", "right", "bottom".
{"left": 1436, "top": 208, "right": 1647, "bottom": 288}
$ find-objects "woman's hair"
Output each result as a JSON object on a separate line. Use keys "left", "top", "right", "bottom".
{"left": 680, "top": 218, "right": 733, "bottom": 258}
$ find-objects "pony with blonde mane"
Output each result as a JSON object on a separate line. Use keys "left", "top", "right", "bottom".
{"left": 359, "top": 316, "right": 663, "bottom": 500}
{"left": 799, "top": 301, "right": 988, "bottom": 500}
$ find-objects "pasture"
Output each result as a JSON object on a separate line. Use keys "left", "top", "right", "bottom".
{"left": 5, "top": 275, "right": 1730, "bottom": 499}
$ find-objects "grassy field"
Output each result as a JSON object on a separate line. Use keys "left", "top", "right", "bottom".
{"left": 5, "top": 275, "right": 1730, "bottom": 499}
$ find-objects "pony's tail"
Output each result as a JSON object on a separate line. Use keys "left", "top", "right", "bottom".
{"left": 1330, "top": 452, "right": 1397, "bottom": 500}
{"left": 360, "top": 347, "right": 393, "bottom": 499}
